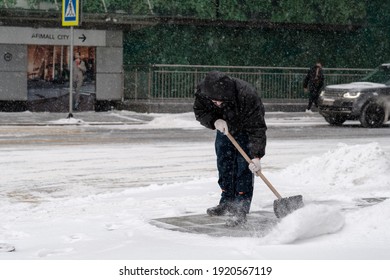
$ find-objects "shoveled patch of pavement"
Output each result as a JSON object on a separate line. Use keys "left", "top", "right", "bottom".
{"left": 151, "top": 211, "right": 278, "bottom": 238}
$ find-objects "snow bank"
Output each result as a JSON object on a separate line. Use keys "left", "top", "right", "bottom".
{"left": 258, "top": 142, "right": 390, "bottom": 245}
{"left": 49, "top": 118, "right": 85, "bottom": 125}
{"left": 145, "top": 113, "right": 203, "bottom": 129}
{"left": 280, "top": 142, "right": 390, "bottom": 189}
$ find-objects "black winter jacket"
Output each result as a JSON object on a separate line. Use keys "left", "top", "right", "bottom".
{"left": 193, "top": 71, "right": 267, "bottom": 158}
{"left": 303, "top": 65, "right": 324, "bottom": 94}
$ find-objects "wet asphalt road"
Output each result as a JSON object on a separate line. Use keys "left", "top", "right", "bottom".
{"left": 0, "top": 111, "right": 389, "bottom": 146}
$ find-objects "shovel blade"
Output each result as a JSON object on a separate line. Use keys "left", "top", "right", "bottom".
{"left": 273, "top": 195, "right": 304, "bottom": 219}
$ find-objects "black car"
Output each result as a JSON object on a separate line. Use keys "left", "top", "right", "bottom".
{"left": 318, "top": 63, "right": 390, "bottom": 127}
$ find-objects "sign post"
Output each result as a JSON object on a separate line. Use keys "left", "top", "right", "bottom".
{"left": 62, "top": 0, "right": 80, "bottom": 118}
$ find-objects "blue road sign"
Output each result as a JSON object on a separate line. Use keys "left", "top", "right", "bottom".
{"left": 62, "top": 0, "right": 79, "bottom": 26}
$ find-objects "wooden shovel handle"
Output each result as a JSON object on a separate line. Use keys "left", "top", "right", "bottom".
{"left": 226, "top": 133, "right": 282, "bottom": 199}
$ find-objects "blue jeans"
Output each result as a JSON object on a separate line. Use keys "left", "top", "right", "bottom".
{"left": 215, "top": 131, "right": 254, "bottom": 213}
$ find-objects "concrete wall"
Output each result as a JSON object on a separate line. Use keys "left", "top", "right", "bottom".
{"left": 96, "top": 31, "right": 123, "bottom": 101}
{"left": 0, "top": 44, "right": 27, "bottom": 100}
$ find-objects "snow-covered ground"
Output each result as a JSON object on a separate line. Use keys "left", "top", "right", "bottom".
{"left": 1, "top": 112, "right": 390, "bottom": 266}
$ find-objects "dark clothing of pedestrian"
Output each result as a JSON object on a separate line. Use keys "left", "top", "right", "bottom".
{"left": 215, "top": 131, "right": 253, "bottom": 213}
{"left": 193, "top": 71, "right": 267, "bottom": 226}
{"left": 303, "top": 63, "right": 324, "bottom": 110}
{"left": 194, "top": 72, "right": 267, "bottom": 158}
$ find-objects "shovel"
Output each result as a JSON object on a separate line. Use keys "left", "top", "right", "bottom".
{"left": 226, "top": 133, "right": 304, "bottom": 218}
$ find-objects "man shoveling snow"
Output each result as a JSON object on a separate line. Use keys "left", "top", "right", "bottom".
{"left": 193, "top": 71, "right": 267, "bottom": 227}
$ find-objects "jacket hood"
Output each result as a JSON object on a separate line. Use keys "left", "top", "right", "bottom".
{"left": 201, "top": 71, "right": 236, "bottom": 101}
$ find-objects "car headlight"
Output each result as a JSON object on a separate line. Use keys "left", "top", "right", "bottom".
{"left": 343, "top": 92, "right": 361, "bottom": 98}
{"left": 320, "top": 90, "right": 325, "bottom": 96}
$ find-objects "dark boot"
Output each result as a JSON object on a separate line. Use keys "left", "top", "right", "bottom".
{"left": 225, "top": 194, "right": 250, "bottom": 227}
{"left": 207, "top": 190, "right": 234, "bottom": 216}
{"left": 207, "top": 203, "right": 229, "bottom": 216}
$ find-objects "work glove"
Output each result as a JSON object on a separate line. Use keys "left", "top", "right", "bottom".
{"left": 214, "top": 119, "right": 228, "bottom": 135}
{"left": 248, "top": 158, "right": 261, "bottom": 173}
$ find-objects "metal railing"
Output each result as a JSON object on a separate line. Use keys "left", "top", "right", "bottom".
{"left": 123, "top": 64, "right": 373, "bottom": 101}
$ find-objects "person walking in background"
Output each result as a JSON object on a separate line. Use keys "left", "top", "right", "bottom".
{"left": 193, "top": 71, "right": 267, "bottom": 227}
{"left": 73, "top": 52, "right": 86, "bottom": 110}
{"left": 303, "top": 61, "right": 324, "bottom": 112}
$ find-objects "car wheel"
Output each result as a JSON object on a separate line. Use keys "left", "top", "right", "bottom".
{"left": 359, "top": 101, "right": 386, "bottom": 128}
{"left": 324, "top": 115, "right": 347, "bottom": 126}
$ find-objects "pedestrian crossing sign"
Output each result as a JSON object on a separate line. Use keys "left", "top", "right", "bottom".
{"left": 62, "top": 0, "right": 80, "bottom": 26}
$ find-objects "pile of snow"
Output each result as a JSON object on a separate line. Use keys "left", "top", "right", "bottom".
{"left": 279, "top": 142, "right": 390, "bottom": 190}
{"left": 255, "top": 142, "right": 390, "bottom": 247}
{"left": 49, "top": 118, "right": 85, "bottom": 125}
{"left": 144, "top": 113, "right": 203, "bottom": 129}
